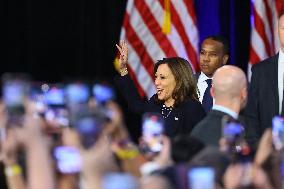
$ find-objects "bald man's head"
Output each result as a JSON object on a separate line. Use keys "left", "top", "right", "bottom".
{"left": 212, "top": 65, "right": 247, "bottom": 109}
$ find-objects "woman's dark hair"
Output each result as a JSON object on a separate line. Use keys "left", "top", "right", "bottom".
{"left": 154, "top": 57, "right": 199, "bottom": 106}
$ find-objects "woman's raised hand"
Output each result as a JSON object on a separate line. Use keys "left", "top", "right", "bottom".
{"left": 116, "top": 40, "right": 129, "bottom": 76}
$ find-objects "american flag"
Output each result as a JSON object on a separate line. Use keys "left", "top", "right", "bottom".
{"left": 117, "top": 0, "right": 199, "bottom": 98}
{"left": 249, "top": 0, "right": 283, "bottom": 79}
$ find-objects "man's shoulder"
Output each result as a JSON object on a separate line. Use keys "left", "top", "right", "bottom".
{"left": 194, "top": 110, "right": 225, "bottom": 129}
{"left": 252, "top": 54, "right": 278, "bottom": 71}
{"left": 192, "top": 116, "right": 211, "bottom": 132}
{"left": 190, "top": 110, "right": 226, "bottom": 146}
{"left": 192, "top": 110, "right": 224, "bottom": 132}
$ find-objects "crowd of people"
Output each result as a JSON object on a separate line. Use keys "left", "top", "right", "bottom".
{"left": 1, "top": 9, "right": 284, "bottom": 189}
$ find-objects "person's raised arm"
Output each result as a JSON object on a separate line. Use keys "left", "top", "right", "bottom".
{"left": 115, "top": 41, "right": 154, "bottom": 114}
{"left": 2, "top": 130, "right": 27, "bottom": 189}
{"left": 15, "top": 101, "right": 55, "bottom": 189}
{"left": 0, "top": 102, "right": 26, "bottom": 189}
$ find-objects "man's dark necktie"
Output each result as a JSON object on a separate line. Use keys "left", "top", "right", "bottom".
{"left": 202, "top": 79, "right": 213, "bottom": 113}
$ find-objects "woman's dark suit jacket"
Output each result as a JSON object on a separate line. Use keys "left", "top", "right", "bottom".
{"left": 115, "top": 75, "right": 206, "bottom": 138}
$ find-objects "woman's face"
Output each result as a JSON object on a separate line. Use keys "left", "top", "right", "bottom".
{"left": 154, "top": 64, "right": 176, "bottom": 105}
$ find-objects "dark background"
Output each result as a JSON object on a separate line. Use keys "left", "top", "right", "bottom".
{"left": 3, "top": 0, "right": 127, "bottom": 82}
{"left": 2, "top": 0, "right": 251, "bottom": 141}
{"left": 3, "top": 0, "right": 251, "bottom": 82}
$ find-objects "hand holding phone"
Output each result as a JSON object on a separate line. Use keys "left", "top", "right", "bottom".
{"left": 222, "top": 116, "right": 252, "bottom": 162}
{"left": 54, "top": 146, "right": 82, "bottom": 174}
{"left": 73, "top": 108, "right": 109, "bottom": 149}
{"left": 43, "top": 86, "right": 65, "bottom": 106}
{"left": 141, "top": 112, "right": 164, "bottom": 153}
{"left": 92, "top": 84, "right": 115, "bottom": 104}
{"left": 43, "top": 86, "right": 69, "bottom": 127}
{"left": 2, "top": 73, "right": 31, "bottom": 127}
{"left": 222, "top": 121, "right": 243, "bottom": 143}
{"left": 272, "top": 116, "right": 284, "bottom": 151}
{"left": 188, "top": 167, "right": 215, "bottom": 189}
{"left": 66, "top": 83, "right": 90, "bottom": 105}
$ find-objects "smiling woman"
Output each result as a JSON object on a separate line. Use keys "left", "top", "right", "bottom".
{"left": 154, "top": 58, "right": 199, "bottom": 106}
{"left": 155, "top": 64, "right": 176, "bottom": 107}
{"left": 115, "top": 41, "right": 206, "bottom": 138}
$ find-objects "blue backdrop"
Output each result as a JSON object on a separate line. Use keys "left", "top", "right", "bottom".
{"left": 195, "top": 0, "right": 251, "bottom": 72}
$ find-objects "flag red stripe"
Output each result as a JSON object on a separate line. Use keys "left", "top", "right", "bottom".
{"left": 124, "top": 13, "right": 155, "bottom": 80}
{"left": 276, "top": 0, "right": 283, "bottom": 16}
{"left": 250, "top": 45, "right": 261, "bottom": 65}
{"left": 158, "top": 0, "right": 199, "bottom": 71}
{"left": 253, "top": 6, "right": 273, "bottom": 56}
{"left": 134, "top": 0, "right": 178, "bottom": 57}
{"left": 263, "top": 0, "right": 274, "bottom": 54}
{"left": 249, "top": 1, "right": 283, "bottom": 79}
{"left": 120, "top": 0, "right": 200, "bottom": 97}
{"left": 182, "top": 0, "right": 197, "bottom": 25}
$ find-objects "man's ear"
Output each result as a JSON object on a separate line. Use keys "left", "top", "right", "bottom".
{"left": 222, "top": 54, "right": 229, "bottom": 65}
{"left": 241, "top": 87, "right": 247, "bottom": 100}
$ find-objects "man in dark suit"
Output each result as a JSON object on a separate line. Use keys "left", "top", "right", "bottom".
{"left": 197, "top": 36, "right": 229, "bottom": 113}
{"left": 244, "top": 13, "right": 284, "bottom": 145}
{"left": 191, "top": 65, "right": 247, "bottom": 146}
